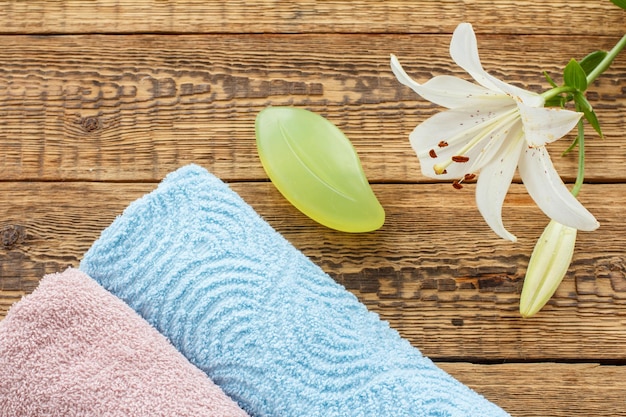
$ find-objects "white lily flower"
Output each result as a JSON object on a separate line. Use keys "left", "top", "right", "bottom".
{"left": 391, "top": 23, "right": 599, "bottom": 241}
{"left": 519, "top": 220, "right": 577, "bottom": 318}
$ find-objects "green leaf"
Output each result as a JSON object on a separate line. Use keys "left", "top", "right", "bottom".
{"left": 574, "top": 92, "right": 603, "bottom": 137}
{"left": 584, "top": 109, "right": 602, "bottom": 137}
{"left": 579, "top": 50, "right": 608, "bottom": 75}
{"left": 255, "top": 106, "right": 385, "bottom": 233}
{"left": 543, "top": 71, "right": 558, "bottom": 88}
{"left": 610, "top": 0, "right": 626, "bottom": 10}
{"left": 563, "top": 58, "right": 588, "bottom": 91}
{"left": 561, "top": 135, "right": 579, "bottom": 156}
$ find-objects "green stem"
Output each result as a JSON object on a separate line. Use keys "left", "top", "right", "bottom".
{"left": 541, "top": 85, "right": 576, "bottom": 101}
{"left": 541, "top": 33, "right": 626, "bottom": 102}
{"left": 586, "top": 33, "right": 626, "bottom": 85}
{"left": 570, "top": 34, "right": 626, "bottom": 197}
{"left": 548, "top": 34, "right": 626, "bottom": 197}
{"left": 571, "top": 107, "right": 585, "bottom": 198}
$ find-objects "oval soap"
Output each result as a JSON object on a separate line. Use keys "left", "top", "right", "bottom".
{"left": 255, "top": 107, "right": 385, "bottom": 233}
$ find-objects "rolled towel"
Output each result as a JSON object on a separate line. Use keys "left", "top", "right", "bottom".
{"left": 0, "top": 268, "right": 249, "bottom": 417}
{"left": 80, "top": 164, "right": 510, "bottom": 417}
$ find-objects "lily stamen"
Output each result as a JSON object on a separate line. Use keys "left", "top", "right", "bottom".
{"left": 431, "top": 108, "right": 519, "bottom": 176}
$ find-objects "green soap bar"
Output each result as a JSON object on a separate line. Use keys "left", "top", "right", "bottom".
{"left": 255, "top": 106, "right": 385, "bottom": 233}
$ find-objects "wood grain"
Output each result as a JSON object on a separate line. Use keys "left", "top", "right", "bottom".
{"left": 0, "top": 0, "right": 624, "bottom": 36}
{"left": 0, "top": 34, "right": 624, "bottom": 182}
{"left": 439, "top": 362, "right": 626, "bottom": 417}
{"left": 2, "top": 181, "right": 624, "bottom": 361}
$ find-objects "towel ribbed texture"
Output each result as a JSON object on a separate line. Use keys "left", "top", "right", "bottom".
{"left": 80, "top": 164, "right": 510, "bottom": 417}
{"left": 0, "top": 268, "right": 249, "bottom": 417}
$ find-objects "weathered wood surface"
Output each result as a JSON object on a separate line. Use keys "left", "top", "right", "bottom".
{"left": 0, "top": 0, "right": 624, "bottom": 36}
{"left": 0, "top": 33, "right": 624, "bottom": 183}
{"left": 1, "top": 1, "right": 625, "bottom": 415}
{"left": 440, "top": 362, "right": 626, "bottom": 417}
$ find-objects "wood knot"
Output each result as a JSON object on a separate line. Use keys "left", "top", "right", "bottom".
{"left": 451, "top": 318, "right": 464, "bottom": 327}
{"left": 1, "top": 224, "right": 24, "bottom": 249}
{"left": 80, "top": 116, "right": 101, "bottom": 132}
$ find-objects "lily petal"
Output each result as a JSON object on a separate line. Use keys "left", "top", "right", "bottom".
{"left": 410, "top": 104, "right": 516, "bottom": 179}
{"left": 449, "top": 23, "right": 544, "bottom": 108}
{"left": 496, "top": 81, "right": 545, "bottom": 108}
{"left": 390, "top": 55, "right": 510, "bottom": 109}
{"left": 389, "top": 54, "right": 421, "bottom": 90}
{"left": 517, "top": 101, "right": 583, "bottom": 147}
{"left": 448, "top": 23, "right": 502, "bottom": 92}
{"left": 519, "top": 147, "right": 599, "bottom": 231}
{"left": 475, "top": 130, "right": 526, "bottom": 241}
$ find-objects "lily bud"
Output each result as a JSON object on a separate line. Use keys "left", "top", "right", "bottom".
{"left": 519, "top": 220, "right": 577, "bottom": 318}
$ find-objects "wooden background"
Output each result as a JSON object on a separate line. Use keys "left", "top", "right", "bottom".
{"left": 1, "top": 1, "right": 625, "bottom": 415}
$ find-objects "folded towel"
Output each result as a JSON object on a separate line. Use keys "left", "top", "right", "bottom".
{"left": 0, "top": 268, "right": 249, "bottom": 417}
{"left": 80, "top": 164, "right": 510, "bottom": 417}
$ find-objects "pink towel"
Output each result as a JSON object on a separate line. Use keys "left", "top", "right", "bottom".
{"left": 0, "top": 268, "right": 249, "bottom": 417}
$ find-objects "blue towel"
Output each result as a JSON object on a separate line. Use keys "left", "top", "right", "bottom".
{"left": 81, "top": 164, "right": 509, "bottom": 417}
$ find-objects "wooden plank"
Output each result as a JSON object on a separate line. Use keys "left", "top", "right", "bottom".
{"left": 0, "top": 0, "right": 624, "bottom": 36}
{"left": 439, "top": 362, "right": 626, "bottom": 417}
{"left": 1, "top": 181, "right": 624, "bottom": 361}
{"left": 0, "top": 33, "right": 624, "bottom": 183}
